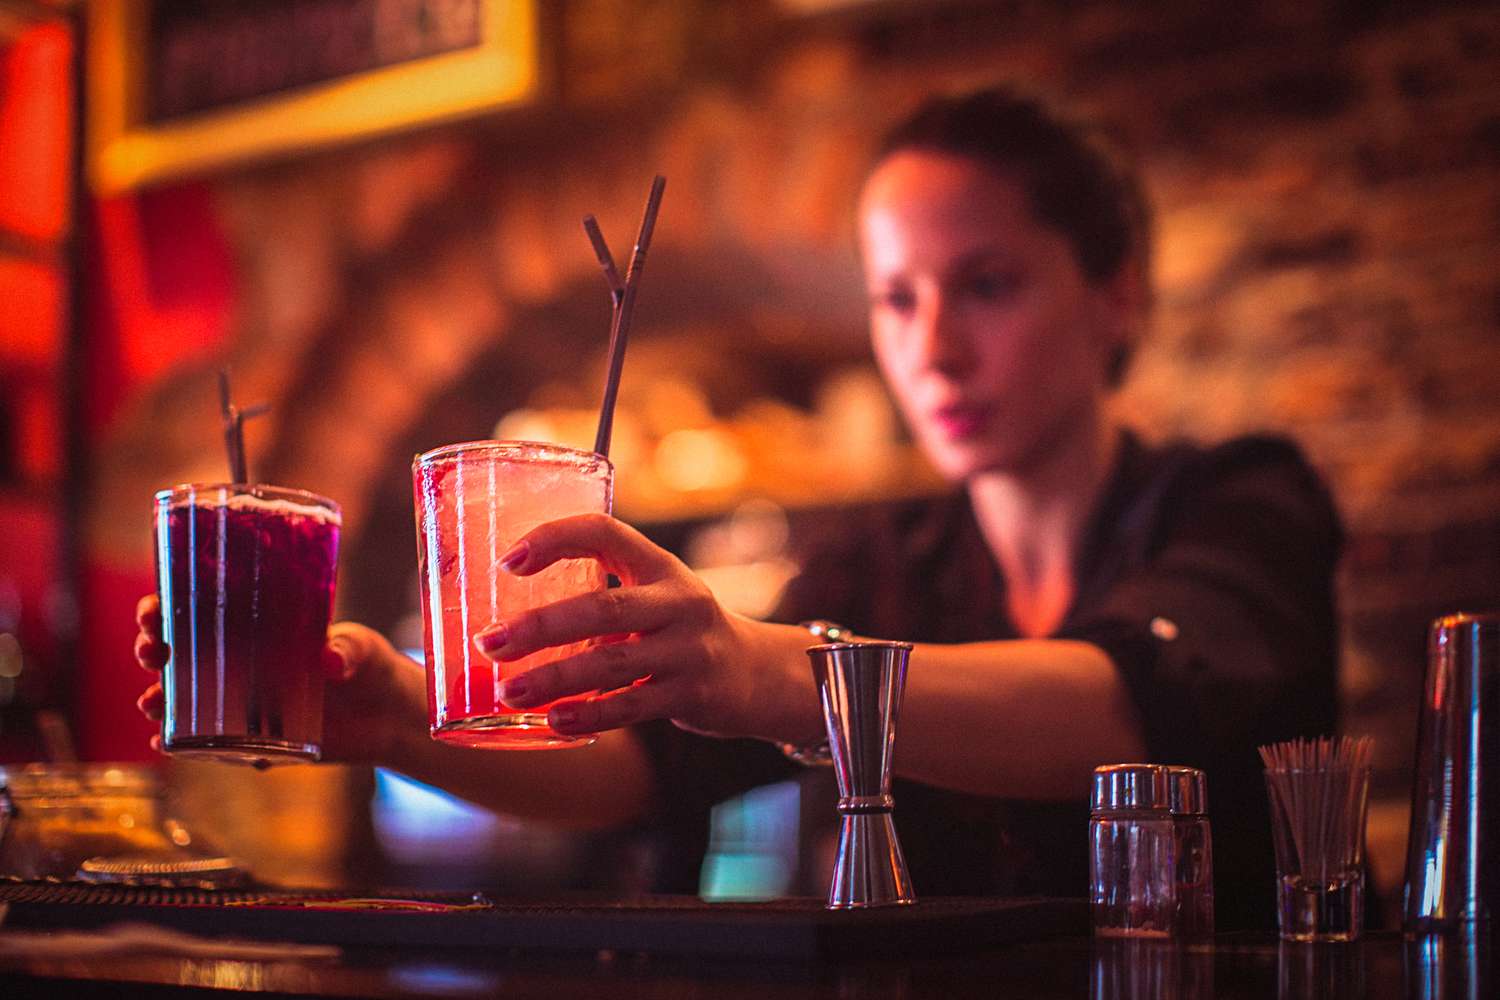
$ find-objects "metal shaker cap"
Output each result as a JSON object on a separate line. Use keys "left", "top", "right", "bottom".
{"left": 1164, "top": 765, "right": 1208, "bottom": 814}
{"left": 1091, "top": 764, "right": 1170, "bottom": 812}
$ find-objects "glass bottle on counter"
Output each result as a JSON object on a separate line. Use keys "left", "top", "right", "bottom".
{"left": 1090, "top": 763, "right": 1176, "bottom": 938}
{"left": 0, "top": 763, "right": 242, "bottom": 886}
{"left": 1165, "top": 765, "right": 1214, "bottom": 938}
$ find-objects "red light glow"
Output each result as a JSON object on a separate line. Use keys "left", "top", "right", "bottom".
{"left": 0, "top": 21, "right": 71, "bottom": 242}
{"left": 0, "top": 258, "right": 62, "bottom": 364}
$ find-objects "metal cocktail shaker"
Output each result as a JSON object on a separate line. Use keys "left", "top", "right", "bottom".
{"left": 1403, "top": 612, "right": 1499, "bottom": 932}
{"left": 806, "top": 639, "right": 915, "bottom": 909}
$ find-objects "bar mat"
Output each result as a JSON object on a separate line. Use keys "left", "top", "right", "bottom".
{"left": 0, "top": 881, "right": 1085, "bottom": 959}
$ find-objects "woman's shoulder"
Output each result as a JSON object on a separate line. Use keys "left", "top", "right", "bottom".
{"left": 1135, "top": 430, "right": 1314, "bottom": 476}
{"left": 1145, "top": 432, "right": 1332, "bottom": 505}
{"left": 1122, "top": 430, "right": 1342, "bottom": 546}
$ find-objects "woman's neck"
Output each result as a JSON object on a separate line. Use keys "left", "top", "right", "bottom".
{"left": 967, "top": 413, "right": 1120, "bottom": 638}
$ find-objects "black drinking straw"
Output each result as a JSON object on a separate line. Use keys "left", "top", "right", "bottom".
{"left": 217, "top": 369, "right": 269, "bottom": 484}
{"left": 216, "top": 369, "right": 274, "bottom": 747}
{"left": 582, "top": 214, "right": 625, "bottom": 308}
{"left": 592, "top": 175, "right": 666, "bottom": 458}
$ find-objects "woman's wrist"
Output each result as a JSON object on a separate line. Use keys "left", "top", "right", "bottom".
{"left": 382, "top": 714, "right": 430, "bottom": 773}
{"left": 772, "top": 621, "right": 855, "bottom": 765}
{"left": 367, "top": 649, "right": 433, "bottom": 769}
{"left": 734, "top": 618, "right": 828, "bottom": 748}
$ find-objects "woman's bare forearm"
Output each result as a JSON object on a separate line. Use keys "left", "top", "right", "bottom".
{"left": 357, "top": 591, "right": 1140, "bottom": 816}
{"left": 385, "top": 621, "right": 1139, "bottom": 814}
{"left": 738, "top": 621, "right": 1145, "bottom": 801}
{"left": 895, "top": 639, "right": 1146, "bottom": 799}
{"left": 325, "top": 624, "right": 656, "bottom": 831}
{"left": 382, "top": 724, "right": 656, "bottom": 831}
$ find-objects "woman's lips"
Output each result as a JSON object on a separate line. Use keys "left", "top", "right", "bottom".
{"left": 930, "top": 403, "right": 990, "bottom": 440}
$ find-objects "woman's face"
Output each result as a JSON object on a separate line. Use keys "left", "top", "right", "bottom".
{"left": 859, "top": 150, "right": 1135, "bottom": 483}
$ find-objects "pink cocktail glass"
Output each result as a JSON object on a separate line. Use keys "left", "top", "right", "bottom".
{"left": 412, "top": 441, "right": 613, "bottom": 749}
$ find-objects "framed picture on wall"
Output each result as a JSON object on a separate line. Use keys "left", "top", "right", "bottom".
{"left": 87, "top": 0, "right": 539, "bottom": 194}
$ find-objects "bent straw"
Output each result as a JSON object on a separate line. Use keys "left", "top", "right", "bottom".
{"left": 582, "top": 215, "right": 625, "bottom": 307}
{"left": 218, "top": 369, "right": 270, "bottom": 484}
{"left": 592, "top": 175, "right": 666, "bottom": 458}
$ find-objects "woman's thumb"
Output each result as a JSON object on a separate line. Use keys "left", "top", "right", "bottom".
{"left": 324, "top": 622, "right": 385, "bottom": 681}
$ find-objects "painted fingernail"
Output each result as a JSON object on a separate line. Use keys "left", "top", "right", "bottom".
{"left": 475, "top": 625, "right": 509, "bottom": 655}
{"left": 500, "top": 541, "right": 529, "bottom": 572}
{"left": 501, "top": 675, "right": 529, "bottom": 701}
{"left": 550, "top": 706, "right": 578, "bottom": 729}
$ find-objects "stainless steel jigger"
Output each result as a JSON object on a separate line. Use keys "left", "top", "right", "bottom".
{"left": 807, "top": 639, "right": 916, "bottom": 909}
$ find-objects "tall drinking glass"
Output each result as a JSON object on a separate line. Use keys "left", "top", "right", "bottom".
{"left": 413, "top": 441, "right": 613, "bottom": 749}
{"left": 153, "top": 484, "right": 341, "bottom": 764}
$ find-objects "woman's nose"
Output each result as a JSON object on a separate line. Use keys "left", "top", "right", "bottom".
{"left": 914, "top": 296, "right": 976, "bottom": 376}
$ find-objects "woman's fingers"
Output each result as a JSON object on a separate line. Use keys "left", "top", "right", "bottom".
{"left": 135, "top": 594, "right": 169, "bottom": 672}
{"left": 506, "top": 513, "right": 681, "bottom": 584}
{"left": 135, "top": 594, "right": 161, "bottom": 633}
{"left": 137, "top": 682, "right": 163, "bottom": 722}
{"left": 135, "top": 595, "right": 167, "bottom": 749}
{"left": 497, "top": 637, "right": 655, "bottom": 707}
{"left": 326, "top": 620, "right": 397, "bottom": 683}
{"left": 476, "top": 583, "right": 677, "bottom": 663}
{"left": 135, "top": 631, "right": 170, "bottom": 672}
{"left": 549, "top": 683, "right": 660, "bottom": 735}
{"left": 466, "top": 513, "right": 744, "bottom": 738}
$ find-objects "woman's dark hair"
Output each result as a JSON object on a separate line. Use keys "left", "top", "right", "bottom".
{"left": 874, "top": 86, "right": 1151, "bottom": 384}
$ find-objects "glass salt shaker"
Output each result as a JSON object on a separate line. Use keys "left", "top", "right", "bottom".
{"left": 1090, "top": 763, "right": 1176, "bottom": 938}
{"left": 1165, "top": 765, "right": 1214, "bottom": 938}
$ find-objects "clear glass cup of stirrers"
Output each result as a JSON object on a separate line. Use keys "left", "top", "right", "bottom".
{"left": 1260, "top": 736, "right": 1373, "bottom": 942}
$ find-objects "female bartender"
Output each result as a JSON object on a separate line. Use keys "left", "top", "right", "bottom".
{"left": 135, "top": 87, "right": 1341, "bottom": 929}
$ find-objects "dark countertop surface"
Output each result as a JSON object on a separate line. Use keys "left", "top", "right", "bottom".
{"left": 0, "top": 931, "right": 1486, "bottom": 999}
{"left": 0, "top": 887, "right": 1490, "bottom": 998}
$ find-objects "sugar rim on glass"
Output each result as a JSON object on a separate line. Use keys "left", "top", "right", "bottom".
{"left": 412, "top": 439, "right": 614, "bottom": 475}
{"left": 153, "top": 483, "right": 342, "bottom": 527}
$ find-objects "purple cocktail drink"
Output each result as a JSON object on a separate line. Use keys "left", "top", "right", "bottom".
{"left": 153, "top": 484, "right": 340, "bottom": 764}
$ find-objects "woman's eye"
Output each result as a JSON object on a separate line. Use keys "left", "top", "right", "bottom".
{"left": 966, "top": 271, "right": 1021, "bottom": 301}
{"left": 873, "top": 288, "right": 916, "bottom": 314}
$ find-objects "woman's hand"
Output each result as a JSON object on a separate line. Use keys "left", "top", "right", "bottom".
{"left": 472, "top": 513, "right": 819, "bottom": 744}
{"left": 132, "top": 595, "right": 427, "bottom": 765}
{"left": 132, "top": 595, "right": 171, "bottom": 753}
{"left": 316, "top": 623, "right": 430, "bottom": 765}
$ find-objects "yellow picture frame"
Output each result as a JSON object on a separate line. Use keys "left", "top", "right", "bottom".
{"left": 87, "top": 0, "right": 538, "bottom": 195}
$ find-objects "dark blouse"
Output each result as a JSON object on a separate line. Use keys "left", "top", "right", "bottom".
{"left": 638, "top": 431, "right": 1342, "bottom": 930}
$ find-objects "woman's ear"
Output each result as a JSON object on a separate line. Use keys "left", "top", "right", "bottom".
{"left": 1099, "top": 258, "right": 1148, "bottom": 386}
{"left": 1107, "top": 257, "right": 1148, "bottom": 334}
